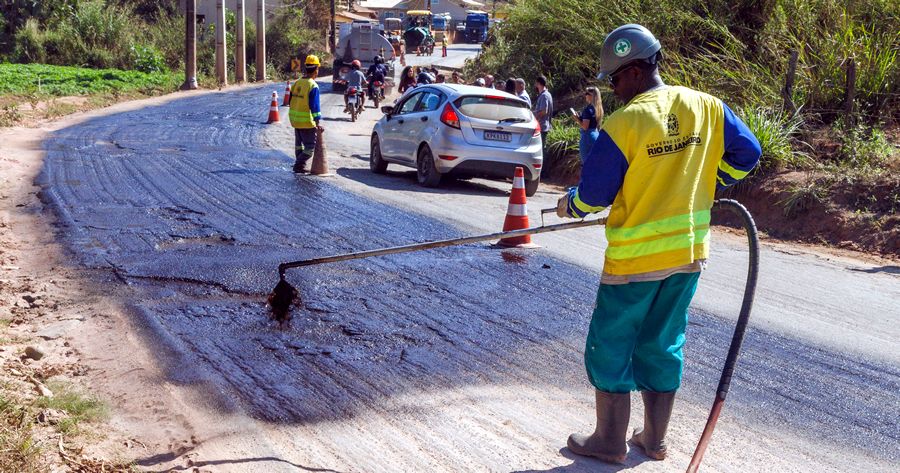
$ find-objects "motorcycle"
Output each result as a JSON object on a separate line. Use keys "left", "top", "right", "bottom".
{"left": 345, "top": 87, "right": 365, "bottom": 122}
{"left": 371, "top": 80, "right": 386, "bottom": 108}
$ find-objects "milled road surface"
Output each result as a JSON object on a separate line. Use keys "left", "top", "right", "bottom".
{"left": 38, "top": 47, "right": 899, "bottom": 472}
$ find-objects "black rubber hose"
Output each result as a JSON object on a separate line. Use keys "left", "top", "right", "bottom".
{"left": 686, "top": 198, "right": 760, "bottom": 473}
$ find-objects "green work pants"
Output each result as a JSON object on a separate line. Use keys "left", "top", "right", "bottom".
{"left": 584, "top": 272, "right": 701, "bottom": 393}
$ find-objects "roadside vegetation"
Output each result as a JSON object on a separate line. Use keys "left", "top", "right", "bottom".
{"left": 0, "top": 0, "right": 333, "bottom": 126}
{"left": 470, "top": 0, "right": 900, "bottom": 255}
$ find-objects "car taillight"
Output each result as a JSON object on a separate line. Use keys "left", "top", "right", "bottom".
{"left": 533, "top": 122, "right": 541, "bottom": 137}
{"left": 438, "top": 155, "right": 458, "bottom": 160}
{"left": 440, "top": 103, "right": 460, "bottom": 129}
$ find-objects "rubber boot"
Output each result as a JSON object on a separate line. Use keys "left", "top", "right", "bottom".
{"left": 630, "top": 391, "right": 676, "bottom": 460}
{"left": 567, "top": 390, "right": 630, "bottom": 464}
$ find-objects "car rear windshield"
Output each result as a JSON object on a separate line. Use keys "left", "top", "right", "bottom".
{"left": 453, "top": 96, "right": 531, "bottom": 122}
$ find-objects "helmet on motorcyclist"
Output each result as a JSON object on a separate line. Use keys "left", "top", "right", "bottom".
{"left": 374, "top": 55, "right": 383, "bottom": 64}
{"left": 351, "top": 59, "right": 362, "bottom": 69}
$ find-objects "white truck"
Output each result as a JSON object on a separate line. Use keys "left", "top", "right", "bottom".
{"left": 333, "top": 21, "right": 396, "bottom": 92}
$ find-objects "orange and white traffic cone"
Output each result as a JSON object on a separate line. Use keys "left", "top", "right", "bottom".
{"left": 266, "top": 91, "right": 280, "bottom": 124}
{"left": 498, "top": 166, "right": 538, "bottom": 248}
{"left": 282, "top": 81, "right": 291, "bottom": 106}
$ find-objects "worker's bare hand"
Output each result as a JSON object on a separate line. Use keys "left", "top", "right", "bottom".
{"left": 556, "top": 195, "right": 570, "bottom": 218}
{"left": 316, "top": 125, "right": 324, "bottom": 132}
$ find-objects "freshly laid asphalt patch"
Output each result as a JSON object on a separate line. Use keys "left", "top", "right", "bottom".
{"left": 38, "top": 86, "right": 899, "bottom": 468}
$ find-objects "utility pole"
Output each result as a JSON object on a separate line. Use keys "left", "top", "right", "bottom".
{"left": 256, "top": 0, "right": 266, "bottom": 81}
{"left": 215, "top": 0, "right": 227, "bottom": 86}
{"left": 236, "top": 0, "right": 246, "bottom": 82}
{"left": 182, "top": 0, "right": 198, "bottom": 90}
{"left": 330, "top": 0, "right": 336, "bottom": 54}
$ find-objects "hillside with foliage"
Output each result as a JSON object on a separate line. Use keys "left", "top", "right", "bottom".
{"left": 0, "top": 0, "right": 331, "bottom": 86}
{"left": 472, "top": 0, "right": 900, "bottom": 255}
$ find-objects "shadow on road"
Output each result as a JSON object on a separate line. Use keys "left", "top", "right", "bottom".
{"left": 849, "top": 265, "right": 900, "bottom": 275}
{"left": 337, "top": 166, "right": 509, "bottom": 197}
{"left": 511, "top": 447, "right": 651, "bottom": 473}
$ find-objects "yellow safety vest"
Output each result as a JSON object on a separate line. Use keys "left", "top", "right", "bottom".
{"left": 289, "top": 78, "right": 319, "bottom": 129}
{"left": 600, "top": 87, "right": 725, "bottom": 276}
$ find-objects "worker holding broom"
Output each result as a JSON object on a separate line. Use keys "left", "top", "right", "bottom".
{"left": 288, "top": 55, "right": 323, "bottom": 173}
{"left": 557, "top": 24, "right": 761, "bottom": 463}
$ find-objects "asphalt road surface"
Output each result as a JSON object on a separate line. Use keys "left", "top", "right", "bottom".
{"left": 38, "top": 48, "right": 899, "bottom": 471}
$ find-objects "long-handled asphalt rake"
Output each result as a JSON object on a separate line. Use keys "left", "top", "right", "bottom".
{"left": 266, "top": 199, "right": 759, "bottom": 473}
{"left": 267, "top": 212, "right": 607, "bottom": 322}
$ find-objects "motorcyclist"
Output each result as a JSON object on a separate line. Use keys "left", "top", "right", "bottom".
{"left": 344, "top": 60, "right": 368, "bottom": 112}
{"left": 366, "top": 56, "right": 388, "bottom": 100}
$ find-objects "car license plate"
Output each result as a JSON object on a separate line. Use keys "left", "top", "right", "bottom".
{"left": 348, "top": 96, "right": 357, "bottom": 104}
{"left": 484, "top": 131, "right": 512, "bottom": 142}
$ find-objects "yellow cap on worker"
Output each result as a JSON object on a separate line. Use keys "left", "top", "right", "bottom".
{"left": 305, "top": 55, "right": 321, "bottom": 66}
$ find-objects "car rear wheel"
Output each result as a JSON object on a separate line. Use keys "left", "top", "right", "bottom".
{"left": 416, "top": 145, "right": 442, "bottom": 187}
{"left": 525, "top": 176, "right": 540, "bottom": 197}
{"left": 370, "top": 135, "right": 388, "bottom": 174}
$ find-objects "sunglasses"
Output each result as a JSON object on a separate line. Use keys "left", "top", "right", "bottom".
{"left": 606, "top": 62, "right": 640, "bottom": 87}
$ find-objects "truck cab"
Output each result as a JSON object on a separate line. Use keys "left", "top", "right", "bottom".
{"left": 464, "top": 11, "right": 489, "bottom": 43}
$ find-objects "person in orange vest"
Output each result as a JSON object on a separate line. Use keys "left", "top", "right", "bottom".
{"left": 557, "top": 24, "right": 761, "bottom": 464}
{"left": 288, "top": 55, "right": 323, "bottom": 173}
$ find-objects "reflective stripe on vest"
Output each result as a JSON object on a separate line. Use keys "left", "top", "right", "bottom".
{"left": 599, "top": 86, "right": 725, "bottom": 276}
{"left": 289, "top": 79, "right": 318, "bottom": 129}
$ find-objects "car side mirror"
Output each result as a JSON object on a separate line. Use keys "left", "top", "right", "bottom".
{"left": 381, "top": 105, "right": 394, "bottom": 116}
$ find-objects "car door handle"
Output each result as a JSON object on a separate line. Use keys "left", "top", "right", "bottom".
{"left": 421, "top": 116, "right": 428, "bottom": 122}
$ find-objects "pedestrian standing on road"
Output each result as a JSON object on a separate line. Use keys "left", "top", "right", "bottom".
{"left": 288, "top": 55, "right": 323, "bottom": 174}
{"left": 451, "top": 71, "right": 463, "bottom": 84}
{"left": 436, "top": 74, "right": 446, "bottom": 83}
{"left": 572, "top": 86, "right": 604, "bottom": 163}
{"left": 398, "top": 66, "right": 416, "bottom": 93}
{"left": 533, "top": 75, "right": 553, "bottom": 161}
{"left": 484, "top": 74, "right": 495, "bottom": 88}
{"left": 474, "top": 77, "right": 486, "bottom": 87}
{"left": 515, "top": 78, "right": 531, "bottom": 107}
{"left": 504, "top": 78, "right": 516, "bottom": 95}
{"left": 557, "top": 24, "right": 761, "bottom": 464}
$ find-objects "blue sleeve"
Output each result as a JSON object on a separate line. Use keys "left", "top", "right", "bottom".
{"left": 717, "top": 103, "right": 761, "bottom": 189}
{"left": 565, "top": 130, "right": 628, "bottom": 218}
{"left": 579, "top": 105, "right": 594, "bottom": 121}
{"left": 309, "top": 86, "right": 321, "bottom": 122}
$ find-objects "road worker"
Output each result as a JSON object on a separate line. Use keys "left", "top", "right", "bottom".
{"left": 557, "top": 24, "right": 762, "bottom": 463}
{"left": 288, "top": 55, "right": 323, "bottom": 173}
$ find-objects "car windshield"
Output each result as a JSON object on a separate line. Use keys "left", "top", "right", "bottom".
{"left": 453, "top": 96, "right": 531, "bottom": 122}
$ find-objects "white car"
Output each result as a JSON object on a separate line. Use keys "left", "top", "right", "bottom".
{"left": 370, "top": 84, "right": 543, "bottom": 196}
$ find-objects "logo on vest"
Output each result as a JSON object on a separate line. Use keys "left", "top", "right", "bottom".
{"left": 666, "top": 114, "right": 679, "bottom": 136}
{"left": 646, "top": 134, "right": 702, "bottom": 158}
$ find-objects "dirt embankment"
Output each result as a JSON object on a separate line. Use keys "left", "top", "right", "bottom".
{"left": 716, "top": 170, "right": 900, "bottom": 258}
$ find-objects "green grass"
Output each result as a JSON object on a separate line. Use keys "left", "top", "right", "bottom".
{"left": 0, "top": 394, "right": 43, "bottom": 472}
{"left": 0, "top": 63, "right": 180, "bottom": 97}
{"left": 741, "top": 107, "right": 810, "bottom": 171}
{"left": 35, "top": 381, "right": 108, "bottom": 435}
